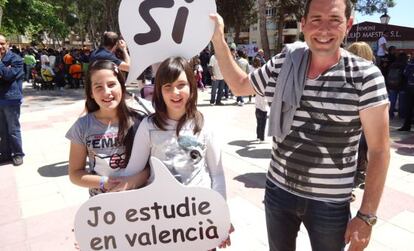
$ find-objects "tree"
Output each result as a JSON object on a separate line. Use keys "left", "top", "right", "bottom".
{"left": 257, "top": 0, "right": 271, "bottom": 59}
{"left": 270, "top": 0, "right": 304, "bottom": 53}
{"left": 0, "top": 0, "right": 6, "bottom": 28}
{"left": 217, "top": 0, "right": 256, "bottom": 44}
{"left": 0, "top": 0, "right": 122, "bottom": 48}
{"left": 353, "top": 0, "right": 395, "bottom": 15}
{"left": 0, "top": 0, "right": 68, "bottom": 47}
{"left": 72, "top": 0, "right": 121, "bottom": 48}
{"left": 0, "top": 0, "right": 396, "bottom": 51}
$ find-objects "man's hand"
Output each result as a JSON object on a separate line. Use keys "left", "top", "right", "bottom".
{"left": 344, "top": 217, "right": 372, "bottom": 251}
{"left": 209, "top": 13, "right": 225, "bottom": 45}
{"left": 118, "top": 39, "right": 127, "bottom": 50}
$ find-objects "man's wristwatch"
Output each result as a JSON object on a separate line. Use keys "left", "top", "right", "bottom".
{"left": 356, "top": 211, "right": 377, "bottom": 226}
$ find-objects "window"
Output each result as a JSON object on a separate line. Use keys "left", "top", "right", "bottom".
{"left": 266, "top": 7, "right": 276, "bottom": 17}
{"left": 284, "top": 21, "right": 298, "bottom": 29}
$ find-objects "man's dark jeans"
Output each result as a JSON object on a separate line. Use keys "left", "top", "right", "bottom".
{"left": 210, "top": 79, "right": 224, "bottom": 104}
{"left": 264, "top": 180, "right": 350, "bottom": 251}
{"left": 0, "top": 104, "right": 24, "bottom": 157}
{"left": 255, "top": 109, "right": 267, "bottom": 141}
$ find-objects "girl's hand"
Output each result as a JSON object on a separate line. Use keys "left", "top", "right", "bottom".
{"left": 107, "top": 168, "right": 150, "bottom": 192}
{"left": 216, "top": 223, "right": 235, "bottom": 249}
{"left": 104, "top": 177, "right": 122, "bottom": 191}
{"left": 106, "top": 176, "right": 136, "bottom": 192}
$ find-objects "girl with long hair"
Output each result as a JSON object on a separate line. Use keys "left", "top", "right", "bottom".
{"left": 125, "top": 56, "right": 233, "bottom": 249}
{"left": 66, "top": 60, "right": 149, "bottom": 196}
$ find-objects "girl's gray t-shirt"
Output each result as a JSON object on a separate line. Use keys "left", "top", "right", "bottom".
{"left": 66, "top": 113, "right": 127, "bottom": 178}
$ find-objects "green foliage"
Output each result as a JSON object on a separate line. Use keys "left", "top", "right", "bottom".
{"left": 0, "top": 0, "right": 396, "bottom": 49}
{"left": 0, "top": 0, "right": 122, "bottom": 47}
{"left": 0, "top": 0, "right": 68, "bottom": 40}
{"left": 217, "top": 0, "right": 257, "bottom": 43}
{"left": 354, "top": 0, "right": 396, "bottom": 15}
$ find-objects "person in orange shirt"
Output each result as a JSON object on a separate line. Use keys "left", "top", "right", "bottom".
{"left": 69, "top": 61, "right": 82, "bottom": 88}
{"left": 63, "top": 51, "right": 74, "bottom": 65}
{"left": 63, "top": 50, "right": 74, "bottom": 84}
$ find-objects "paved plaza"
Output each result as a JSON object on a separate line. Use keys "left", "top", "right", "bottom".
{"left": 0, "top": 82, "right": 413, "bottom": 250}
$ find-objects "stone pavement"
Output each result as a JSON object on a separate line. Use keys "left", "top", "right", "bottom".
{"left": 0, "top": 82, "right": 413, "bottom": 251}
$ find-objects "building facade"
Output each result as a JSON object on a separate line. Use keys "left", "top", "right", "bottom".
{"left": 346, "top": 22, "right": 414, "bottom": 55}
{"left": 225, "top": 4, "right": 301, "bottom": 57}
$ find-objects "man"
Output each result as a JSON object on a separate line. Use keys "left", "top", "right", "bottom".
{"left": 235, "top": 50, "right": 250, "bottom": 106}
{"left": 208, "top": 48, "right": 225, "bottom": 106}
{"left": 40, "top": 49, "right": 50, "bottom": 68}
{"left": 399, "top": 57, "right": 414, "bottom": 131}
{"left": 89, "top": 31, "right": 130, "bottom": 72}
{"left": 210, "top": 0, "right": 390, "bottom": 250}
{"left": 0, "top": 34, "right": 25, "bottom": 166}
{"left": 255, "top": 48, "right": 266, "bottom": 66}
{"left": 23, "top": 49, "right": 36, "bottom": 82}
{"left": 199, "top": 47, "right": 212, "bottom": 86}
{"left": 63, "top": 49, "right": 74, "bottom": 85}
{"left": 376, "top": 30, "right": 388, "bottom": 65}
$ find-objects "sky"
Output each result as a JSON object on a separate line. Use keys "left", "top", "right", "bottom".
{"left": 354, "top": 0, "right": 413, "bottom": 28}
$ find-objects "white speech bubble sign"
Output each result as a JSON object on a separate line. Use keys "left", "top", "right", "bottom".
{"left": 119, "top": 0, "right": 216, "bottom": 84}
{"left": 74, "top": 157, "right": 231, "bottom": 251}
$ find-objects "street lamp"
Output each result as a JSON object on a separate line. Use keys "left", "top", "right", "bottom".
{"left": 380, "top": 10, "right": 390, "bottom": 24}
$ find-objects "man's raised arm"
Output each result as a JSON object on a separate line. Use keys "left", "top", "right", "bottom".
{"left": 210, "top": 13, "right": 254, "bottom": 96}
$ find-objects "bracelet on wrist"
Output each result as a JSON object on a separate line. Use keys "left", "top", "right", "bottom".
{"left": 99, "top": 176, "right": 108, "bottom": 191}
{"left": 356, "top": 211, "right": 377, "bottom": 226}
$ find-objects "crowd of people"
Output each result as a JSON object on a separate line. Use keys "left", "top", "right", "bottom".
{"left": 12, "top": 46, "right": 89, "bottom": 90}
{"left": 375, "top": 30, "right": 414, "bottom": 131}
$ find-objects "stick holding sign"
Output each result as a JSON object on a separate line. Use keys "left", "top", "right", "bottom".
{"left": 75, "top": 157, "right": 231, "bottom": 251}
{"left": 119, "top": 0, "right": 217, "bottom": 84}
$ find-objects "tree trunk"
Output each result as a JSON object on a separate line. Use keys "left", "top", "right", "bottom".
{"left": 276, "top": 13, "right": 284, "bottom": 53}
{"left": 258, "top": 0, "right": 270, "bottom": 59}
{"left": 0, "top": 7, "right": 3, "bottom": 28}
{"left": 234, "top": 25, "right": 241, "bottom": 45}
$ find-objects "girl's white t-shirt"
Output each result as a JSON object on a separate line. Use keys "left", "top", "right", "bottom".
{"left": 125, "top": 117, "right": 226, "bottom": 199}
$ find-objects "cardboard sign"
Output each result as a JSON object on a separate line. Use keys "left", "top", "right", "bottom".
{"left": 118, "top": 0, "right": 217, "bottom": 84}
{"left": 74, "top": 157, "right": 231, "bottom": 251}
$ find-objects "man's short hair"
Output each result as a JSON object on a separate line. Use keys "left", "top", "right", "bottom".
{"left": 0, "top": 34, "right": 7, "bottom": 41}
{"left": 101, "top": 31, "right": 119, "bottom": 48}
{"left": 303, "top": 0, "right": 353, "bottom": 20}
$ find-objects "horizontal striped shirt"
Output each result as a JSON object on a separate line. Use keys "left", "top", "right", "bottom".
{"left": 249, "top": 48, "right": 388, "bottom": 202}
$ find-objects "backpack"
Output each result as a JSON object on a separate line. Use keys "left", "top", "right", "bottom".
{"left": 386, "top": 66, "right": 403, "bottom": 90}
{"left": 405, "top": 63, "right": 414, "bottom": 92}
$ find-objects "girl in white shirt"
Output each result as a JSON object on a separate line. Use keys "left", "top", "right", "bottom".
{"left": 126, "top": 56, "right": 232, "bottom": 249}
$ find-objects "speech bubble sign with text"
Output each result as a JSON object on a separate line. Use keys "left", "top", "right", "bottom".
{"left": 74, "top": 157, "right": 231, "bottom": 251}
{"left": 119, "top": 0, "right": 217, "bottom": 84}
